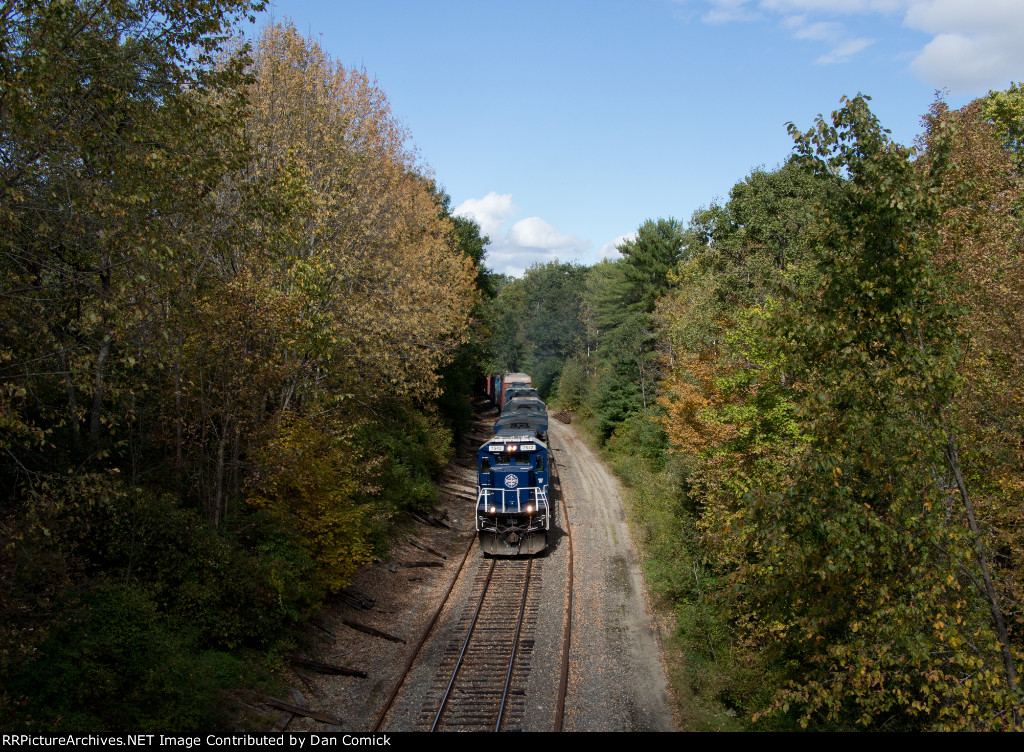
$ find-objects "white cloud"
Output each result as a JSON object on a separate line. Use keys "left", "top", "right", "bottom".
{"left": 687, "top": 0, "right": 761, "bottom": 23}
{"left": 749, "top": 3, "right": 880, "bottom": 64}
{"left": 598, "top": 232, "right": 637, "bottom": 261}
{"left": 698, "top": 0, "right": 904, "bottom": 18}
{"left": 453, "top": 191, "right": 515, "bottom": 238}
{"left": 455, "top": 193, "right": 592, "bottom": 277}
{"left": 910, "top": 31, "right": 1024, "bottom": 93}
{"left": 704, "top": 7, "right": 762, "bottom": 22}
{"left": 694, "top": 0, "right": 1024, "bottom": 91}
{"left": 816, "top": 37, "right": 875, "bottom": 64}
{"left": 791, "top": 20, "right": 842, "bottom": 41}
{"left": 761, "top": 1, "right": 906, "bottom": 12}
{"left": 903, "top": 1, "right": 1024, "bottom": 92}
{"left": 508, "top": 217, "right": 584, "bottom": 251}
{"left": 904, "top": 0, "right": 1024, "bottom": 33}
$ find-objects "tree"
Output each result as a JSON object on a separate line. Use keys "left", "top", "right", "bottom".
{"left": 924, "top": 97, "right": 1024, "bottom": 705}
{"left": 656, "top": 95, "right": 1023, "bottom": 729}
{"left": 485, "top": 261, "right": 586, "bottom": 397}
{"left": 0, "top": 0, "right": 262, "bottom": 473}
{"left": 983, "top": 82, "right": 1024, "bottom": 169}
{"left": 618, "top": 218, "right": 689, "bottom": 313}
{"left": 754, "top": 94, "right": 1019, "bottom": 728}
{"left": 0, "top": 0, "right": 272, "bottom": 723}
{"left": 241, "top": 22, "right": 477, "bottom": 406}
{"left": 429, "top": 187, "right": 497, "bottom": 439}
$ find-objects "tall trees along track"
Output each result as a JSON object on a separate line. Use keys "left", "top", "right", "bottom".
{"left": 283, "top": 407, "right": 674, "bottom": 732}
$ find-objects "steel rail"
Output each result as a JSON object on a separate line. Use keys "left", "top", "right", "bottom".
{"left": 371, "top": 502, "right": 479, "bottom": 732}
{"left": 495, "top": 558, "right": 533, "bottom": 731}
{"left": 373, "top": 411, "right": 568, "bottom": 733}
{"left": 430, "top": 558, "right": 497, "bottom": 731}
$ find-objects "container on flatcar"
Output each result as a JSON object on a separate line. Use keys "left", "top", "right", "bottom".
{"left": 494, "top": 372, "right": 532, "bottom": 411}
{"left": 475, "top": 433, "right": 550, "bottom": 555}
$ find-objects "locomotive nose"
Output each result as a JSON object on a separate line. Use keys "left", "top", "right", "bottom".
{"left": 502, "top": 470, "right": 529, "bottom": 489}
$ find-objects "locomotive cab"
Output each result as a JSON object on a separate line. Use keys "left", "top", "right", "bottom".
{"left": 476, "top": 433, "right": 550, "bottom": 556}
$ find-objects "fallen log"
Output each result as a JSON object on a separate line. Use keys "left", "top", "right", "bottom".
{"left": 410, "top": 510, "right": 450, "bottom": 529}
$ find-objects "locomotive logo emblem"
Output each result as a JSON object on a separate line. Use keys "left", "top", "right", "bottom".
{"left": 504, "top": 474, "right": 519, "bottom": 489}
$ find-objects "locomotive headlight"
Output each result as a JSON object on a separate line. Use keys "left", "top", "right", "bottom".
{"left": 526, "top": 504, "right": 534, "bottom": 514}
{"left": 489, "top": 505, "right": 496, "bottom": 514}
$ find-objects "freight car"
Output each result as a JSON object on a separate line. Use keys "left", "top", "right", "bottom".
{"left": 489, "top": 372, "right": 533, "bottom": 411}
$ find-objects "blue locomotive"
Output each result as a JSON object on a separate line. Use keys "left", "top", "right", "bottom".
{"left": 476, "top": 433, "right": 550, "bottom": 555}
{"left": 476, "top": 373, "right": 551, "bottom": 555}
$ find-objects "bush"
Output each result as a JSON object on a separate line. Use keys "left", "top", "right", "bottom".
{"left": 6, "top": 582, "right": 250, "bottom": 732}
{"left": 79, "top": 490, "right": 314, "bottom": 648}
{"left": 606, "top": 411, "right": 669, "bottom": 469}
{"left": 553, "top": 356, "right": 591, "bottom": 410}
{"left": 356, "top": 405, "right": 452, "bottom": 516}
{"left": 248, "top": 412, "right": 377, "bottom": 597}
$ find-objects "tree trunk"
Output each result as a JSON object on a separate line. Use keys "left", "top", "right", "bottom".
{"left": 174, "top": 324, "right": 184, "bottom": 492}
{"left": 60, "top": 345, "right": 81, "bottom": 452}
{"left": 88, "top": 331, "right": 112, "bottom": 450}
{"left": 212, "top": 423, "right": 227, "bottom": 527}
{"left": 944, "top": 431, "right": 1019, "bottom": 706}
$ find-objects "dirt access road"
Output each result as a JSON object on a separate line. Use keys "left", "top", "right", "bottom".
{"left": 549, "top": 419, "right": 676, "bottom": 732}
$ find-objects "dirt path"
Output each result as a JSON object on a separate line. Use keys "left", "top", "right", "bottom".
{"left": 550, "top": 419, "right": 676, "bottom": 732}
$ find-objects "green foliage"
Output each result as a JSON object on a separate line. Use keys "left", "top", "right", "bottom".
{"left": 0, "top": 4, "right": 479, "bottom": 734}
{"left": 649, "top": 93, "right": 1024, "bottom": 729}
{"left": 983, "top": 81, "right": 1024, "bottom": 165}
{"left": 6, "top": 582, "right": 256, "bottom": 732}
{"left": 693, "top": 95, "right": 1017, "bottom": 729}
{"left": 485, "top": 275, "right": 528, "bottom": 373}
{"left": 553, "top": 355, "right": 591, "bottom": 411}
{"left": 687, "top": 160, "right": 826, "bottom": 307}
{"left": 248, "top": 412, "right": 378, "bottom": 596}
{"left": 418, "top": 183, "right": 496, "bottom": 441}
{"left": 489, "top": 94, "right": 1024, "bottom": 728}
{"left": 617, "top": 218, "right": 690, "bottom": 313}
{"left": 3, "top": 484, "right": 292, "bottom": 732}
{"left": 606, "top": 411, "right": 669, "bottom": 469}
{"left": 596, "top": 417, "right": 762, "bottom": 731}
{"left": 356, "top": 405, "right": 453, "bottom": 520}
{"left": 485, "top": 261, "right": 588, "bottom": 396}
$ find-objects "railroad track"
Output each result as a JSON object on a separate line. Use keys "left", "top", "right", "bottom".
{"left": 421, "top": 557, "right": 538, "bottom": 731}
{"left": 372, "top": 431, "right": 574, "bottom": 733}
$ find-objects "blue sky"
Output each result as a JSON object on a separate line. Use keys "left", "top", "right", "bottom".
{"left": 252, "top": 1, "right": 1024, "bottom": 276}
